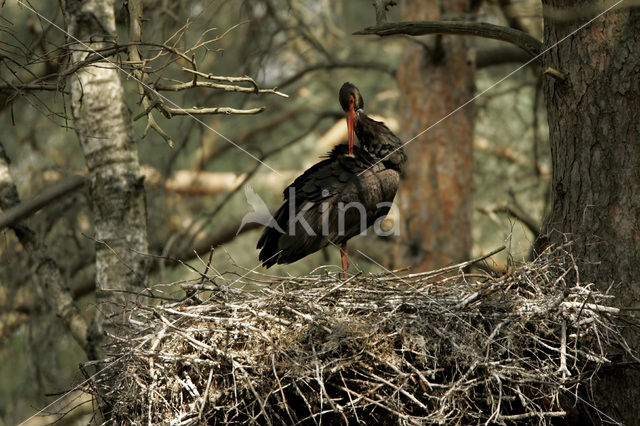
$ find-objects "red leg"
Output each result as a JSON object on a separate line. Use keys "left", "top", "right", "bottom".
{"left": 340, "top": 242, "right": 348, "bottom": 278}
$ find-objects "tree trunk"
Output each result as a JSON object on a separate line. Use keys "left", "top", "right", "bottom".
{"left": 62, "top": 0, "right": 149, "bottom": 357}
{"left": 542, "top": 2, "right": 640, "bottom": 423}
{"left": 394, "top": 0, "right": 475, "bottom": 271}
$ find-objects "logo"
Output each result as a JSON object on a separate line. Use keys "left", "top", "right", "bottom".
{"left": 237, "top": 186, "right": 285, "bottom": 235}
{"left": 238, "top": 185, "right": 400, "bottom": 237}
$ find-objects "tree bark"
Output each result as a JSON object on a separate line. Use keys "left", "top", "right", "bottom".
{"left": 62, "top": 0, "right": 149, "bottom": 357}
{"left": 394, "top": 0, "right": 475, "bottom": 271}
{"left": 542, "top": 2, "right": 640, "bottom": 423}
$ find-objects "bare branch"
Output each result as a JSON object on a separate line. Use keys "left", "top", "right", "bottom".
{"left": 157, "top": 69, "right": 288, "bottom": 97}
{"left": 126, "top": 0, "right": 175, "bottom": 147}
{"left": 0, "top": 174, "right": 86, "bottom": 230}
{"left": 496, "top": 412, "right": 567, "bottom": 421}
{"left": 354, "top": 21, "right": 543, "bottom": 56}
{"left": 180, "top": 69, "right": 262, "bottom": 87}
{"left": 141, "top": 166, "right": 296, "bottom": 196}
{"left": 0, "top": 82, "right": 63, "bottom": 92}
{"left": 194, "top": 108, "right": 302, "bottom": 166}
{"left": 544, "top": 66, "right": 566, "bottom": 81}
{"left": 478, "top": 203, "right": 541, "bottom": 238}
{"left": 476, "top": 46, "right": 535, "bottom": 68}
{"left": 165, "top": 106, "right": 265, "bottom": 116}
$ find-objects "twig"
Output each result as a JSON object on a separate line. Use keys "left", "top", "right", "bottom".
{"left": 561, "top": 301, "right": 620, "bottom": 314}
{"left": 400, "top": 245, "right": 506, "bottom": 279}
{"left": 558, "top": 320, "right": 571, "bottom": 380}
{"left": 496, "top": 411, "right": 567, "bottom": 420}
{"left": 544, "top": 66, "right": 567, "bottom": 81}
{"left": 164, "top": 106, "right": 265, "bottom": 115}
{"left": 87, "top": 244, "right": 633, "bottom": 424}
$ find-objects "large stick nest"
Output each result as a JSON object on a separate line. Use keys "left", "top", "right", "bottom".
{"left": 92, "top": 245, "right": 630, "bottom": 425}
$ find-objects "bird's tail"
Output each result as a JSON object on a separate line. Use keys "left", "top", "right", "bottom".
{"left": 256, "top": 204, "right": 287, "bottom": 267}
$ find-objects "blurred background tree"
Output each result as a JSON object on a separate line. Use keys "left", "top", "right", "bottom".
{"left": 1, "top": 0, "right": 553, "bottom": 423}
{"left": 394, "top": 0, "right": 477, "bottom": 271}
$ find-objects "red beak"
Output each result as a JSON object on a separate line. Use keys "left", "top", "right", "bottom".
{"left": 346, "top": 107, "right": 355, "bottom": 156}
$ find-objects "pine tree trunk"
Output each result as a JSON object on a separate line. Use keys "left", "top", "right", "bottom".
{"left": 542, "top": 2, "right": 640, "bottom": 423}
{"left": 394, "top": 0, "right": 475, "bottom": 271}
{"left": 62, "top": 0, "right": 149, "bottom": 357}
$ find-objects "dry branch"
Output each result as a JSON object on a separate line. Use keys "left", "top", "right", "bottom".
{"left": 155, "top": 69, "right": 288, "bottom": 98}
{"left": 126, "top": 0, "right": 174, "bottom": 146}
{"left": 88, "top": 245, "right": 633, "bottom": 424}
{"left": 355, "top": 21, "right": 543, "bottom": 57}
{"left": 0, "top": 175, "right": 86, "bottom": 230}
{"left": 141, "top": 166, "right": 297, "bottom": 196}
{"left": 165, "top": 106, "right": 266, "bottom": 116}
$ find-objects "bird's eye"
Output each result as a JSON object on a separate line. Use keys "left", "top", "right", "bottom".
{"left": 349, "top": 96, "right": 354, "bottom": 105}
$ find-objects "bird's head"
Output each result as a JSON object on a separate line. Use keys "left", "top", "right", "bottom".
{"left": 339, "top": 82, "right": 364, "bottom": 112}
{"left": 339, "top": 82, "right": 364, "bottom": 155}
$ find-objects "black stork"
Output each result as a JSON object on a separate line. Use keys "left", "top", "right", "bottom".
{"left": 257, "top": 82, "right": 406, "bottom": 277}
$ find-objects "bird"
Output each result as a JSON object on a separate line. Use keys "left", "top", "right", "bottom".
{"left": 257, "top": 82, "right": 406, "bottom": 277}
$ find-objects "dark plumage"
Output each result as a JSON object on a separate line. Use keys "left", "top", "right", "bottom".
{"left": 257, "top": 82, "right": 406, "bottom": 273}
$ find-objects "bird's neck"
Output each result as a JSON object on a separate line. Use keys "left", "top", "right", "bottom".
{"left": 354, "top": 112, "right": 406, "bottom": 171}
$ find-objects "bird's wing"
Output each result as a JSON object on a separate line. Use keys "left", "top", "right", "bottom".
{"left": 327, "top": 166, "right": 400, "bottom": 244}
{"left": 284, "top": 144, "right": 372, "bottom": 202}
{"left": 258, "top": 144, "right": 362, "bottom": 266}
